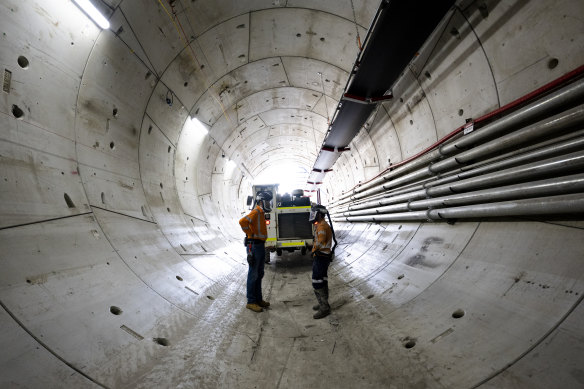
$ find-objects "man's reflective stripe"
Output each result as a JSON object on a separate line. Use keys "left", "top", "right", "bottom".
{"left": 317, "top": 230, "right": 326, "bottom": 235}
{"left": 312, "top": 279, "right": 324, "bottom": 283}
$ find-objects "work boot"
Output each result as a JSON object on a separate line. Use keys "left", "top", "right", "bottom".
{"left": 313, "top": 288, "right": 330, "bottom": 319}
{"left": 246, "top": 303, "right": 263, "bottom": 312}
{"left": 313, "top": 289, "right": 322, "bottom": 311}
{"left": 258, "top": 300, "right": 270, "bottom": 308}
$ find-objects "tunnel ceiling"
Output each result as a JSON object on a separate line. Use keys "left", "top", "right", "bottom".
{"left": 109, "top": 0, "right": 377, "bottom": 190}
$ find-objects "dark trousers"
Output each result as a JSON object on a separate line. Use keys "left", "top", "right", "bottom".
{"left": 312, "top": 253, "right": 331, "bottom": 289}
{"left": 247, "top": 241, "right": 265, "bottom": 304}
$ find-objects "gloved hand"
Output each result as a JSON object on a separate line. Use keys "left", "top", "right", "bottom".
{"left": 246, "top": 244, "right": 255, "bottom": 266}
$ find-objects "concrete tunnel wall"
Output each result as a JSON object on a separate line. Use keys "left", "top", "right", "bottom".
{"left": 1, "top": 0, "right": 583, "bottom": 388}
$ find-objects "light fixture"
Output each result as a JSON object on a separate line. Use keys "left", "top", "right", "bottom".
{"left": 190, "top": 117, "right": 208, "bottom": 135}
{"left": 73, "top": 0, "right": 110, "bottom": 30}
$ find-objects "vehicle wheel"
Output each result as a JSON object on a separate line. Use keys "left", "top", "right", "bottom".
{"left": 265, "top": 250, "right": 271, "bottom": 264}
{"left": 276, "top": 249, "right": 282, "bottom": 256}
{"left": 301, "top": 247, "right": 307, "bottom": 256}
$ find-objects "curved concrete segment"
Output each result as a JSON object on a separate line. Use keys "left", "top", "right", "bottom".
{"left": 1, "top": 0, "right": 583, "bottom": 388}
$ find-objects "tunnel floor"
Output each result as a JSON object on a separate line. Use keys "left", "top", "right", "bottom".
{"left": 119, "top": 248, "right": 426, "bottom": 389}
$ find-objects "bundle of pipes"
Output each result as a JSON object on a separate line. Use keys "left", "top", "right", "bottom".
{"left": 331, "top": 78, "right": 584, "bottom": 223}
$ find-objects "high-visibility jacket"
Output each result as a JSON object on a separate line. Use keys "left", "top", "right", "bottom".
{"left": 239, "top": 205, "right": 267, "bottom": 241}
{"left": 312, "top": 219, "right": 332, "bottom": 255}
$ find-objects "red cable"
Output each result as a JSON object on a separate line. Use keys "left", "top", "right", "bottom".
{"left": 344, "top": 63, "right": 584, "bottom": 194}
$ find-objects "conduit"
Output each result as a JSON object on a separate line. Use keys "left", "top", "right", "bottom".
{"left": 307, "top": 0, "right": 456, "bottom": 191}
{"left": 331, "top": 78, "right": 584, "bottom": 222}
{"left": 335, "top": 133, "right": 584, "bottom": 213}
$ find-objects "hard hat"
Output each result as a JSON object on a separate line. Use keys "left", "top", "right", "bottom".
{"left": 309, "top": 204, "right": 328, "bottom": 222}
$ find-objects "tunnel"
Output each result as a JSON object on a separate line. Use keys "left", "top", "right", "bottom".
{"left": 1, "top": 0, "right": 584, "bottom": 388}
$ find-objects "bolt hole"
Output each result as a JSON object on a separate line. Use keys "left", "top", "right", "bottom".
{"left": 64, "top": 193, "right": 75, "bottom": 208}
{"left": 167, "top": 207, "right": 171, "bottom": 212}
{"left": 409, "top": 120, "right": 414, "bottom": 125}
{"left": 452, "top": 309, "right": 465, "bottom": 318}
{"left": 160, "top": 182, "right": 163, "bottom": 189}
{"left": 148, "top": 125, "right": 153, "bottom": 134}
{"left": 458, "top": 109, "right": 464, "bottom": 116}
{"left": 154, "top": 337, "right": 169, "bottom": 346}
{"left": 109, "top": 141, "right": 115, "bottom": 150}
{"left": 110, "top": 306, "right": 122, "bottom": 315}
{"left": 424, "top": 71, "right": 431, "bottom": 79}
{"left": 12, "top": 105, "right": 24, "bottom": 119}
{"left": 296, "top": 33, "right": 301, "bottom": 37}
{"left": 399, "top": 98, "right": 404, "bottom": 103}
{"left": 404, "top": 340, "right": 416, "bottom": 349}
{"left": 26, "top": 279, "right": 31, "bottom": 284}
{"left": 320, "top": 37, "right": 325, "bottom": 42}
{"left": 101, "top": 192, "right": 105, "bottom": 204}
{"left": 145, "top": 71, "right": 152, "bottom": 80}
{"left": 207, "top": 295, "right": 214, "bottom": 300}
{"left": 548, "top": 58, "right": 559, "bottom": 69}
{"left": 17, "top": 56, "right": 29, "bottom": 69}
{"left": 168, "top": 145, "right": 171, "bottom": 153}
{"left": 113, "top": 108, "right": 118, "bottom": 117}
{"left": 184, "top": 82, "right": 188, "bottom": 87}
{"left": 176, "top": 275, "right": 183, "bottom": 281}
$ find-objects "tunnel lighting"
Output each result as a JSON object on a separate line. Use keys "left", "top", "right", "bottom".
{"left": 190, "top": 117, "right": 208, "bottom": 135}
{"left": 254, "top": 162, "right": 308, "bottom": 195}
{"left": 73, "top": 0, "right": 110, "bottom": 29}
{"left": 224, "top": 159, "right": 237, "bottom": 179}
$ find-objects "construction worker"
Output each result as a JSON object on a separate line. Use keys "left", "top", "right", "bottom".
{"left": 239, "top": 191, "right": 272, "bottom": 313}
{"left": 309, "top": 204, "right": 333, "bottom": 319}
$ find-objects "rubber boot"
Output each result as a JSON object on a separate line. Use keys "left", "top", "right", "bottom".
{"left": 312, "top": 289, "right": 322, "bottom": 311}
{"left": 313, "top": 287, "right": 330, "bottom": 319}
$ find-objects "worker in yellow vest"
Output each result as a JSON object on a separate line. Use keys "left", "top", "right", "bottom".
{"left": 239, "top": 191, "right": 272, "bottom": 313}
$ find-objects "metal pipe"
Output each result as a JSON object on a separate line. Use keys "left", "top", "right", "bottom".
{"left": 429, "top": 193, "right": 584, "bottom": 219}
{"left": 343, "top": 174, "right": 584, "bottom": 216}
{"left": 343, "top": 150, "right": 584, "bottom": 214}
{"left": 345, "top": 136, "right": 584, "bottom": 212}
{"left": 335, "top": 129, "right": 584, "bottom": 211}
{"left": 338, "top": 78, "right": 584, "bottom": 198}
{"left": 335, "top": 193, "right": 584, "bottom": 222}
{"left": 350, "top": 105, "right": 584, "bottom": 200}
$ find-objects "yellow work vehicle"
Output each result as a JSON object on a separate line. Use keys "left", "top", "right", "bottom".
{"left": 246, "top": 184, "right": 313, "bottom": 262}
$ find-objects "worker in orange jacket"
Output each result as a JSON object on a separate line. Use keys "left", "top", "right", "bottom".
{"left": 309, "top": 204, "right": 333, "bottom": 319}
{"left": 239, "top": 191, "right": 272, "bottom": 313}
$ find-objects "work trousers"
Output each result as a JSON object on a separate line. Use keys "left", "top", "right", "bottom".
{"left": 247, "top": 241, "right": 265, "bottom": 304}
{"left": 312, "top": 253, "right": 331, "bottom": 289}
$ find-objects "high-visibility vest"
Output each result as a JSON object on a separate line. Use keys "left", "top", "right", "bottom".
{"left": 312, "top": 220, "right": 332, "bottom": 254}
{"left": 239, "top": 205, "right": 267, "bottom": 241}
